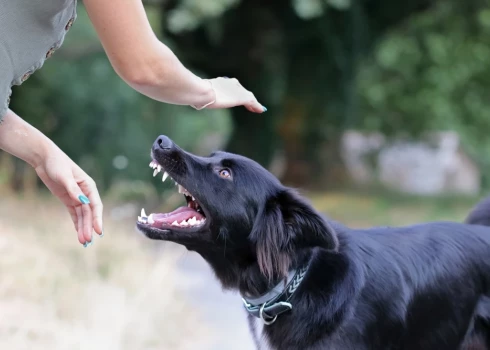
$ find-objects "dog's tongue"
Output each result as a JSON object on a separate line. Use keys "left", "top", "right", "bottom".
{"left": 151, "top": 206, "right": 204, "bottom": 227}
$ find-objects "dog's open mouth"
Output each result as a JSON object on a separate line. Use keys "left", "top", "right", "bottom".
{"left": 136, "top": 159, "right": 207, "bottom": 230}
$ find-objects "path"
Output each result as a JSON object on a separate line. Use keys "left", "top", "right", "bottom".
{"left": 175, "top": 250, "right": 256, "bottom": 350}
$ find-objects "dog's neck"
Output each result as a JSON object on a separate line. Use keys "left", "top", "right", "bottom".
{"left": 194, "top": 243, "right": 312, "bottom": 296}
{"left": 240, "top": 263, "right": 310, "bottom": 324}
{"left": 196, "top": 247, "right": 272, "bottom": 295}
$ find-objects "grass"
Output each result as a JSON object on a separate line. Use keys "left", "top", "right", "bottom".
{"left": 0, "top": 188, "right": 484, "bottom": 349}
{"left": 0, "top": 194, "right": 213, "bottom": 350}
{"left": 307, "top": 189, "right": 481, "bottom": 228}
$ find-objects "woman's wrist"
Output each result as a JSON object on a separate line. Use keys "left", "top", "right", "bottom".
{"left": 0, "top": 109, "right": 51, "bottom": 168}
{"left": 190, "top": 79, "right": 216, "bottom": 110}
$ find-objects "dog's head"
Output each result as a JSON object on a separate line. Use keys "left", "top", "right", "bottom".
{"left": 137, "top": 135, "right": 339, "bottom": 288}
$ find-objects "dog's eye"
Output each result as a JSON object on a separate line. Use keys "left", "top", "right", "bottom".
{"left": 219, "top": 169, "right": 231, "bottom": 179}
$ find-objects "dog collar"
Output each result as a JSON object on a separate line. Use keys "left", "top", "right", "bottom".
{"left": 241, "top": 264, "right": 309, "bottom": 325}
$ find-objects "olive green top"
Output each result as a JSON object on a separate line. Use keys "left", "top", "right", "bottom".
{"left": 0, "top": 0, "right": 77, "bottom": 120}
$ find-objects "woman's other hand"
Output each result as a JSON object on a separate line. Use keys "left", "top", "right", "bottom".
{"left": 0, "top": 110, "right": 103, "bottom": 246}
{"left": 34, "top": 151, "right": 103, "bottom": 246}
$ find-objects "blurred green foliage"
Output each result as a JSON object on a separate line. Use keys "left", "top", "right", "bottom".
{"left": 358, "top": 1, "right": 490, "bottom": 178}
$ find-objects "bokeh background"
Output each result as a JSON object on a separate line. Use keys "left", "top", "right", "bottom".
{"left": 2, "top": 0, "right": 490, "bottom": 349}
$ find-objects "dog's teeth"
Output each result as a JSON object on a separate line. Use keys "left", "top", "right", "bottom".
{"left": 188, "top": 217, "right": 196, "bottom": 225}
{"left": 137, "top": 216, "right": 142, "bottom": 222}
{"left": 171, "top": 220, "right": 179, "bottom": 226}
{"left": 162, "top": 172, "right": 169, "bottom": 183}
{"left": 157, "top": 165, "right": 162, "bottom": 172}
{"left": 180, "top": 220, "right": 189, "bottom": 226}
{"left": 178, "top": 185, "right": 184, "bottom": 194}
{"left": 141, "top": 208, "right": 147, "bottom": 218}
{"left": 192, "top": 196, "right": 196, "bottom": 201}
{"left": 153, "top": 168, "right": 159, "bottom": 177}
{"left": 148, "top": 214, "right": 154, "bottom": 225}
{"left": 149, "top": 161, "right": 154, "bottom": 168}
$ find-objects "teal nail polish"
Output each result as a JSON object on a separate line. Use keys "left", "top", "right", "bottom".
{"left": 78, "top": 195, "right": 90, "bottom": 204}
{"left": 83, "top": 241, "right": 92, "bottom": 248}
{"left": 100, "top": 230, "right": 104, "bottom": 238}
{"left": 262, "top": 106, "right": 267, "bottom": 112}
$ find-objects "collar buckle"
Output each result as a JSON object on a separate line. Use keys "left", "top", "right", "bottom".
{"left": 242, "top": 299, "right": 293, "bottom": 326}
{"left": 241, "top": 263, "right": 309, "bottom": 325}
{"left": 260, "top": 302, "right": 278, "bottom": 325}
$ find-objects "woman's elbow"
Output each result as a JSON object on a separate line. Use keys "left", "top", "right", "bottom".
{"left": 119, "top": 64, "right": 165, "bottom": 90}
{"left": 116, "top": 56, "right": 169, "bottom": 90}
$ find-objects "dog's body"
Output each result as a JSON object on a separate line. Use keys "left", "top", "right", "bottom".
{"left": 138, "top": 135, "right": 490, "bottom": 350}
{"left": 250, "top": 220, "right": 490, "bottom": 350}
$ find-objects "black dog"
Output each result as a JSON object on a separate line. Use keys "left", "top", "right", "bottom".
{"left": 137, "top": 135, "right": 490, "bottom": 350}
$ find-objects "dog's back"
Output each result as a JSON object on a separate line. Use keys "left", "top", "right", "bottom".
{"left": 466, "top": 196, "right": 490, "bottom": 227}
{"left": 461, "top": 196, "right": 490, "bottom": 350}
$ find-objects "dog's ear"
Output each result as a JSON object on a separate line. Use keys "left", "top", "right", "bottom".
{"left": 251, "top": 189, "right": 339, "bottom": 281}
{"left": 251, "top": 199, "right": 291, "bottom": 281}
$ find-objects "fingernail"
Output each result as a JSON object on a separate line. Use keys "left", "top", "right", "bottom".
{"left": 100, "top": 230, "right": 104, "bottom": 238}
{"left": 262, "top": 106, "right": 267, "bottom": 112}
{"left": 83, "top": 241, "right": 92, "bottom": 248}
{"left": 78, "top": 195, "right": 90, "bottom": 205}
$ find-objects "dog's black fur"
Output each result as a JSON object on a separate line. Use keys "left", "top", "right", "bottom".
{"left": 138, "top": 135, "right": 490, "bottom": 350}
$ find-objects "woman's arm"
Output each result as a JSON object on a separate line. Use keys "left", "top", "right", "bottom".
{"left": 0, "top": 110, "right": 103, "bottom": 245}
{"left": 82, "top": 0, "right": 266, "bottom": 113}
{"left": 0, "top": 110, "right": 51, "bottom": 169}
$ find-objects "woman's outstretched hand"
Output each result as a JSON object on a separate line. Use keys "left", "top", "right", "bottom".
{"left": 204, "top": 77, "right": 267, "bottom": 113}
{"left": 34, "top": 151, "right": 103, "bottom": 246}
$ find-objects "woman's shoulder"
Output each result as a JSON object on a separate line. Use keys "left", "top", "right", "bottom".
{"left": 0, "top": 0, "right": 78, "bottom": 115}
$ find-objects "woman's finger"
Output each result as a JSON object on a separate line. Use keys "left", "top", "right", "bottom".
{"left": 233, "top": 81, "right": 266, "bottom": 112}
{"left": 59, "top": 173, "right": 91, "bottom": 207}
{"left": 245, "top": 102, "right": 267, "bottom": 113}
{"left": 79, "top": 177, "right": 103, "bottom": 236}
{"left": 243, "top": 92, "right": 267, "bottom": 113}
{"left": 67, "top": 206, "right": 79, "bottom": 231}
{"left": 81, "top": 201, "right": 93, "bottom": 243}
{"left": 75, "top": 205, "right": 85, "bottom": 245}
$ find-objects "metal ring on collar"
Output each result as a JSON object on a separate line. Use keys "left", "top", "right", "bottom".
{"left": 259, "top": 303, "right": 278, "bottom": 325}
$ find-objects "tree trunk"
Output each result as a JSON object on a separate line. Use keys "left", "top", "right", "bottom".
{"left": 226, "top": 107, "right": 277, "bottom": 167}
{"left": 277, "top": 97, "right": 349, "bottom": 189}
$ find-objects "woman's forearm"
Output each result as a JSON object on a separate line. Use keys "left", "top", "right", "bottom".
{"left": 83, "top": 0, "right": 215, "bottom": 108}
{"left": 0, "top": 109, "right": 52, "bottom": 168}
{"left": 118, "top": 42, "right": 216, "bottom": 108}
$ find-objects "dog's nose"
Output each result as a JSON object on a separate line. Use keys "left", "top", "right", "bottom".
{"left": 155, "top": 135, "right": 173, "bottom": 150}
